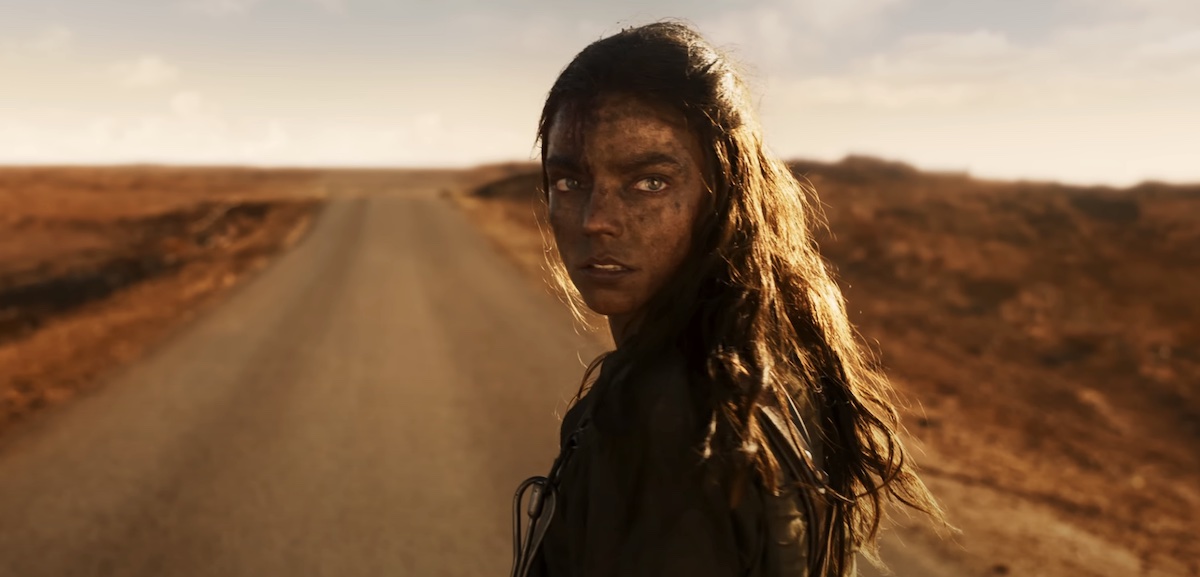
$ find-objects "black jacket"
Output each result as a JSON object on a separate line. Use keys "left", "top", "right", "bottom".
{"left": 527, "top": 350, "right": 853, "bottom": 576}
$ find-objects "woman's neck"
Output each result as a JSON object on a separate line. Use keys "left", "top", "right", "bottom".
{"left": 607, "top": 314, "right": 631, "bottom": 347}
{"left": 608, "top": 310, "right": 648, "bottom": 348}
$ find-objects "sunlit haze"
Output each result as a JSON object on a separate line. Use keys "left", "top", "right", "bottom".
{"left": 2, "top": 0, "right": 1197, "bottom": 185}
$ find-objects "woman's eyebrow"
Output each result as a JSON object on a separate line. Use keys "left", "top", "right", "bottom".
{"left": 613, "top": 152, "right": 685, "bottom": 173}
{"left": 544, "top": 155, "right": 584, "bottom": 173}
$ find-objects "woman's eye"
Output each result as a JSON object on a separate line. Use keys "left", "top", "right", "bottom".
{"left": 635, "top": 177, "right": 668, "bottom": 192}
{"left": 553, "top": 178, "right": 581, "bottom": 192}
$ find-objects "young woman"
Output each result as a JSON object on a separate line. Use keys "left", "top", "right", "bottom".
{"left": 511, "top": 21, "right": 946, "bottom": 577}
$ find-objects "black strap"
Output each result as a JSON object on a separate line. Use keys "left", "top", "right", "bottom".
{"left": 758, "top": 397, "right": 835, "bottom": 576}
{"left": 510, "top": 392, "right": 597, "bottom": 577}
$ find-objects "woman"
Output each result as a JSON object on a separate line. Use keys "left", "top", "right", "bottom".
{"left": 511, "top": 21, "right": 946, "bottom": 577}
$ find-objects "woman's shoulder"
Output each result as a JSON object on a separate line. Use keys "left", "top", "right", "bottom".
{"left": 637, "top": 348, "right": 699, "bottom": 420}
{"left": 558, "top": 387, "right": 595, "bottom": 449}
{"left": 614, "top": 347, "right": 711, "bottom": 451}
{"left": 550, "top": 348, "right": 696, "bottom": 467}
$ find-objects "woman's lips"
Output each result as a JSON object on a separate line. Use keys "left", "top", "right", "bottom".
{"left": 579, "top": 259, "right": 635, "bottom": 281}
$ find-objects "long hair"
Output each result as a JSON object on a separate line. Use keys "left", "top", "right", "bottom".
{"left": 536, "top": 21, "right": 948, "bottom": 574}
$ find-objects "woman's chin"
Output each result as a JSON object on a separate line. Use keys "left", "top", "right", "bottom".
{"left": 580, "top": 295, "right": 639, "bottom": 319}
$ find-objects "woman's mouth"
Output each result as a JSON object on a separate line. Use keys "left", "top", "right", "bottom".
{"left": 589, "top": 264, "right": 626, "bottom": 272}
{"left": 580, "top": 258, "right": 635, "bottom": 280}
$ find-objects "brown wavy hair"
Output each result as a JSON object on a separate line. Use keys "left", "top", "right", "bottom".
{"left": 536, "top": 21, "right": 948, "bottom": 575}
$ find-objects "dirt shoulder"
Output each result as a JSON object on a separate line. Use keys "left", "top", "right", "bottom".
{"left": 451, "top": 158, "right": 1200, "bottom": 577}
{"left": 0, "top": 167, "right": 326, "bottom": 434}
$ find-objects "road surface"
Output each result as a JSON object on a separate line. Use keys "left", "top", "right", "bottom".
{"left": 0, "top": 174, "right": 959, "bottom": 576}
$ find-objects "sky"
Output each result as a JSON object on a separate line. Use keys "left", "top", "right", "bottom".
{"left": 1, "top": 0, "right": 1197, "bottom": 186}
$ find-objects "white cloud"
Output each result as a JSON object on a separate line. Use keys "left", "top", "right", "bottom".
{"left": 697, "top": 0, "right": 906, "bottom": 73}
{"left": 0, "top": 97, "right": 522, "bottom": 167}
{"left": 1, "top": 0, "right": 1194, "bottom": 185}
{"left": 170, "top": 91, "right": 215, "bottom": 118}
{"left": 28, "top": 25, "right": 74, "bottom": 55}
{"left": 1064, "top": 0, "right": 1200, "bottom": 19}
{"left": 111, "top": 56, "right": 181, "bottom": 87}
{"left": 773, "top": 13, "right": 1200, "bottom": 111}
{"left": 453, "top": 12, "right": 608, "bottom": 55}
{"left": 1135, "top": 30, "right": 1200, "bottom": 59}
{"left": 783, "top": 76, "right": 975, "bottom": 108}
{"left": 413, "top": 112, "right": 441, "bottom": 132}
{"left": 310, "top": 0, "right": 347, "bottom": 13}
{"left": 787, "top": 0, "right": 905, "bottom": 34}
{"left": 185, "top": 0, "right": 263, "bottom": 15}
{"left": 184, "top": 0, "right": 346, "bottom": 15}
{"left": 701, "top": 6, "right": 813, "bottom": 67}
{"left": 238, "top": 120, "right": 291, "bottom": 157}
{"left": 705, "top": 0, "right": 905, "bottom": 41}
{"left": 770, "top": 30, "right": 1017, "bottom": 110}
{"left": 755, "top": 9, "right": 1200, "bottom": 185}
{"left": 876, "top": 30, "right": 1016, "bottom": 77}
{"left": 2, "top": 25, "right": 74, "bottom": 59}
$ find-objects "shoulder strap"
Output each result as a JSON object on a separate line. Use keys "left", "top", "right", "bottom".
{"left": 510, "top": 375, "right": 603, "bottom": 577}
{"left": 758, "top": 397, "right": 835, "bottom": 576}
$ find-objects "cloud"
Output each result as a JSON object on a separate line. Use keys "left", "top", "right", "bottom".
{"left": 238, "top": 120, "right": 291, "bottom": 157}
{"left": 2, "top": 25, "right": 74, "bottom": 59}
{"left": 753, "top": 4, "right": 1200, "bottom": 185}
{"left": 1135, "top": 30, "right": 1200, "bottom": 59}
{"left": 876, "top": 30, "right": 1016, "bottom": 76}
{"left": 170, "top": 91, "right": 212, "bottom": 118}
{"left": 1063, "top": 0, "right": 1200, "bottom": 19}
{"left": 781, "top": 76, "right": 975, "bottom": 109}
{"left": 28, "top": 25, "right": 75, "bottom": 55}
{"left": 787, "top": 0, "right": 906, "bottom": 34}
{"left": 701, "top": 6, "right": 812, "bottom": 64}
{"left": 452, "top": 12, "right": 609, "bottom": 56}
{"left": 706, "top": 0, "right": 905, "bottom": 39}
{"left": 0, "top": 90, "right": 520, "bottom": 167}
{"left": 695, "top": 0, "right": 906, "bottom": 73}
{"left": 111, "top": 56, "right": 181, "bottom": 87}
{"left": 185, "top": 0, "right": 263, "bottom": 15}
{"left": 309, "top": 0, "right": 347, "bottom": 13}
{"left": 458, "top": 0, "right": 905, "bottom": 73}
{"left": 773, "top": 12, "right": 1200, "bottom": 111}
{"left": 768, "top": 29, "right": 1018, "bottom": 110}
{"left": 184, "top": 0, "right": 346, "bottom": 15}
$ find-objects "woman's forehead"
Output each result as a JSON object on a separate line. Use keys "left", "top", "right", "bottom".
{"left": 545, "top": 95, "right": 700, "bottom": 168}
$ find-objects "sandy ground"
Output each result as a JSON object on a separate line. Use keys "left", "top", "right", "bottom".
{"left": 0, "top": 167, "right": 473, "bottom": 435}
{"left": 0, "top": 167, "right": 333, "bottom": 434}
{"left": 451, "top": 157, "right": 1200, "bottom": 577}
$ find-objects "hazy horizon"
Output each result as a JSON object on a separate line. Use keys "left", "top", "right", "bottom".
{"left": 2, "top": 0, "right": 1198, "bottom": 186}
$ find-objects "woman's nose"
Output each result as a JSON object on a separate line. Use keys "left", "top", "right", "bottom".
{"left": 581, "top": 186, "right": 622, "bottom": 237}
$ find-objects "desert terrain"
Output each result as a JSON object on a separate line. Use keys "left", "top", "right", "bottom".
{"left": 0, "top": 161, "right": 1195, "bottom": 576}
{"left": 0, "top": 167, "right": 329, "bottom": 434}
{"left": 454, "top": 157, "right": 1200, "bottom": 577}
{"left": 0, "top": 169, "right": 607, "bottom": 577}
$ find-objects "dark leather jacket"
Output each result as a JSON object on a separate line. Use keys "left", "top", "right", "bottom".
{"left": 527, "top": 350, "right": 854, "bottom": 577}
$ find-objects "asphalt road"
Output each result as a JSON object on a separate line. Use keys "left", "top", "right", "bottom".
{"left": 0, "top": 175, "right": 958, "bottom": 576}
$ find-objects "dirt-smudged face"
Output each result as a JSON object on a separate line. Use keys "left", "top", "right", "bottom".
{"left": 545, "top": 94, "right": 709, "bottom": 337}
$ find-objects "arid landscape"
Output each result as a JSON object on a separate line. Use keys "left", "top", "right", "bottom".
{"left": 454, "top": 157, "right": 1200, "bottom": 577}
{"left": 0, "top": 167, "right": 325, "bottom": 433}
{"left": 1, "top": 161, "right": 1196, "bottom": 576}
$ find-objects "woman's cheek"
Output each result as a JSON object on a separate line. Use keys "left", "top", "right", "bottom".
{"left": 546, "top": 200, "right": 572, "bottom": 233}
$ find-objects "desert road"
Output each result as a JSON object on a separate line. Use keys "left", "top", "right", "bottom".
{"left": 0, "top": 176, "right": 957, "bottom": 576}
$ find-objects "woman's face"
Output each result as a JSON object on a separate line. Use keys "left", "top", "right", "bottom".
{"left": 544, "top": 94, "right": 710, "bottom": 328}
